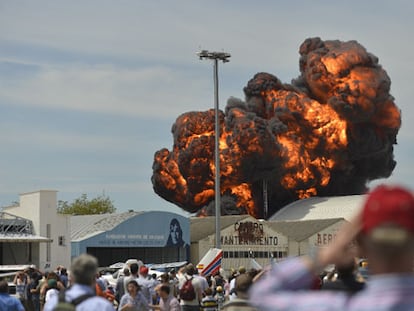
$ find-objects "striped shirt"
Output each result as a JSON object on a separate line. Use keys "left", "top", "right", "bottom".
{"left": 249, "top": 257, "right": 414, "bottom": 311}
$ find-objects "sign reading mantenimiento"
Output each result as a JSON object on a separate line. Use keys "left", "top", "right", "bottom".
{"left": 220, "top": 220, "right": 282, "bottom": 246}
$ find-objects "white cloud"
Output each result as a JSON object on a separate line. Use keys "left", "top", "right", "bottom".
{"left": 0, "top": 63, "right": 213, "bottom": 119}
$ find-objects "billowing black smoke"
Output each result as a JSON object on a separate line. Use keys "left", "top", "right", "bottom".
{"left": 152, "top": 37, "right": 401, "bottom": 219}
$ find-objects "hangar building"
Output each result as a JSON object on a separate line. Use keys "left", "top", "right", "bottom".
{"left": 1, "top": 188, "right": 367, "bottom": 273}
{"left": 189, "top": 195, "right": 366, "bottom": 272}
{"left": 71, "top": 211, "right": 190, "bottom": 267}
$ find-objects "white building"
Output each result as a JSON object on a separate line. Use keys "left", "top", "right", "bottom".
{"left": 1, "top": 189, "right": 367, "bottom": 275}
{"left": 190, "top": 195, "right": 367, "bottom": 274}
{"left": 190, "top": 215, "right": 289, "bottom": 272}
{"left": 1, "top": 190, "right": 71, "bottom": 270}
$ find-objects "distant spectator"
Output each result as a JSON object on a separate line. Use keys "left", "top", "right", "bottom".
{"left": 44, "top": 279, "right": 59, "bottom": 303}
{"left": 178, "top": 263, "right": 203, "bottom": 311}
{"left": 43, "top": 253, "right": 114, "bottom": 311}
{"left": 228, "top": 266, "right": 246, "bottom": 301}
{"left": 221, "top": 274, "right": 257, "bottom": 311}
{"left": 27, "top": 272, "right": 42, "bottom": 311}
{"left": 214, "top": 286, "right": 226, "bottom": 310}
{"left": 124, "top": 263, "right": 139, "bottom": 295}
{"left": 137, "top": 266, "right": 157, "bottom": 304}
{"left": 200, "top": 287, "right": 218, "bottom": 311}
{"left": 59, "top": 267, "right": 69, "bottom": 288}
{"left": 13, "top": 271, "right": 28, "bottom": 304}
{"left": 152, "top": 284, "right": 180, "bottom": 311}
{"left": 116, "top": 267, "right": 130, "bottom": 303}
{"left": 321, "top": 258, "right": 365, "bottom": 294}
{"left": 119, "top": 279, "right": 149, "bottom": 311}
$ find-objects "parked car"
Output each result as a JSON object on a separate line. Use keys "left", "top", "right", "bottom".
{"left": 101, "top": 259, "right": 186, "bottom": 288}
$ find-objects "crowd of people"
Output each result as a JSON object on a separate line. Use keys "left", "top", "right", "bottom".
{"left": 2, "top": 184, "right": 414, "bottom": 311}
{"left": 1, "top": 252, "right": 259, "bottom": 311}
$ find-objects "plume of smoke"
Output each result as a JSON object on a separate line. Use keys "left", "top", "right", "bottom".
{"left": 152, "top": 37, "right": 401, "bottom": 219}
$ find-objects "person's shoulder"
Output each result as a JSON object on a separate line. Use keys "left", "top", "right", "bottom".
{"left": 192, "top": 276, "right": 204, "bottom": 286}
{"left": 171, "top": 296, "right": 180, "bottom": 303}
{"left": 221, "top": 298, "right": 257, "bottom": 311}
{"left": 9, "top": 295, "right": 25, "bottom": 308}
{"left": 80, "top": 295, "right": 114, "bottom": 309}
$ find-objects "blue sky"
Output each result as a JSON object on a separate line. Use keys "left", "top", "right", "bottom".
{"left": 1, "top": 1, "right": 413, "bottom": 216}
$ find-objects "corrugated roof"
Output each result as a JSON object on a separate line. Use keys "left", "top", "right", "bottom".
{"left": 268, "top": 218, "right": 344, "bottom": 242}
{"left": 190, "top": 215, "right": 250, "bottom": 242}
{"left": 71, "top": 211, "right": 144, "bottom": 241}
{"left": 269, "top": 195, "right": 366, "bottom": 222}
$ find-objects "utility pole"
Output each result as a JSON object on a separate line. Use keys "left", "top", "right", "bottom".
{"left": 197, "top": 50, "right": 231, "bottom": 249}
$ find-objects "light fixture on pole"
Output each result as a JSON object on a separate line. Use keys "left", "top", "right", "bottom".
{"left": 197, "top": 50, "right": 231, "bottom": 249}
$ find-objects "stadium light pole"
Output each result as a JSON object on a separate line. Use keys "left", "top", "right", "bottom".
{"left": 197, "top": 50, "right": 231, "bottom": 249}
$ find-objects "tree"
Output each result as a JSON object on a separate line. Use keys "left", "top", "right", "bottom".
{"left": 57, "top": 193, "right": 116, "bottom": 215}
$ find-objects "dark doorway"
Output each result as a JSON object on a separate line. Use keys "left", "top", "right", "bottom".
{"left": 87, "top": 246, "right": 186, "bottom": 266}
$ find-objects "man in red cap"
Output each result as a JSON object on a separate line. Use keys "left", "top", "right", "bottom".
{"left": 137, "top": 265, "right": 157, "bottom": 305}
{"left": 250, "top": 185, "right": 414, "bottom": 311}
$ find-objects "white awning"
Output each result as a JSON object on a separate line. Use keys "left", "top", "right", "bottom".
{"left": 0, "top": 234, "right": 52, "bottom": 243}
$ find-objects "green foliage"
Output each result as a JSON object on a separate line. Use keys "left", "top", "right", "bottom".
{"left": 57, "top": 193, "right": 116, "bottom": 215}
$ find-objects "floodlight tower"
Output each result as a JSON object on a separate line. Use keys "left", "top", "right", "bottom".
{"left": 197, "top": 50, "right": 231, "bottom": 249}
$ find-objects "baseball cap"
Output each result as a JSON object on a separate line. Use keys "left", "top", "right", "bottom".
{"left": 361, "top": 185, "right": 414, "bottom": 242}
{"left": 140, "top": 266, "right": 149, "bottom": 275}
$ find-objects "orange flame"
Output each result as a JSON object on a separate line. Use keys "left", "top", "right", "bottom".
{"left": 152, "top": 37, "right": 401, "bottom": 219}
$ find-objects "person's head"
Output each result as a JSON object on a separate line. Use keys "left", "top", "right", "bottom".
{"left": 130, "top": 263, "right": 139, "bottom": 275}
{"left": 123, "top": 267, "right": 130, "bottom": 276}
{"left": 32, "top": 272, "right": 42, "bottom": 283}
{"left": 48, "top": 279, "right": 57, "bottom": 289}
{"left": 216, "top": 286, "right": 223, "bottom": 293}
{"left": 158, "top": 284, "right": 170, "bottom": 299}
{"left": 127, "top": 279, "right": 140, "bottom": 295}
{"left": 169, "top": 218, "right": 183, "bottom": 244}
{"left": 204, "top": 287, "right": 213, "bottom": 296}
{"left": 335, "top": 257, "right": 357, "bottom": 278}
{"left": 185, "top": 263, "right": 195, "bottom": 276}
{"left": 60, "top": 267, "right": 67, "bottom": 276}
{"left": 70, "top": 254, "right": 99, "bottom": 286}
{"left": 238, "top": 266, "right": 246, "bottom": 275}
{"left": 139, "top": 266, "right": 149, "bottom": 277}
{"left": 0, "top": 280, "right": 9, "bottom": 294}
{"left": 358, "top": 185, "right": 414, "bottom": 273}
{"left": 235, "top": 273, "right": 253, "bottom": 299}
{"left": 47, "top": 271, "right": 59, "bottom": 281}
{"left": 160, "top": 273, "right": 169, "bottom": 283}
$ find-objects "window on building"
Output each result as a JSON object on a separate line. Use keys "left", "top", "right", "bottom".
{"left": 58, "top": 236, "right": 65, "bottom": 246}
